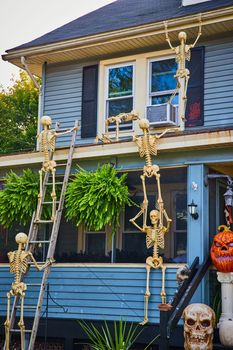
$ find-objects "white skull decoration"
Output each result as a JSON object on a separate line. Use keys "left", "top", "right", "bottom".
{"left": 183, "top": 303, "right": 215, "bottom": 350}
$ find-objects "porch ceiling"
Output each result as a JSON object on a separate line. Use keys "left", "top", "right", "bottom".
{"left": 209, "top": 164, "right": 233, "bottom": 177}
{"left": 3, "top": 7, "right": 233, "bottom": 77}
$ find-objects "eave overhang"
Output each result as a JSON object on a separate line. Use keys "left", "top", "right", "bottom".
{"left": 2, "top": 6, "right": 233, "bottom": 77}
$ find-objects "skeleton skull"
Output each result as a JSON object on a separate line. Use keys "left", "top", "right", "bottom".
{"left": 150, "top": 210, "right": 159, "bottom": 225}
{"left": 139, "top": 118, "right": 149, "bottom": 131}
{"left": 183, "top": 303, "right": 215, "bottom": 350}
{"left": 41, "top": 115, "right": 52, "bottom": 127}
{"left": 15, "top": 232, "right": 28, "bottom": 245}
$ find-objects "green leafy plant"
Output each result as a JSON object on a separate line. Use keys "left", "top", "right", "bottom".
{"left": 0, "top": 169, "right": 40, "bottom": 227}
{"left": 79, "top": 319, "right": 143, "bottom": 350}
{"left": 65, "top": 164, "right": 133, "bottom": 234}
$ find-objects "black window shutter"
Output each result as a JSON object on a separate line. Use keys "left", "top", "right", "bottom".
{"left": 185, "top": 46, "right": 205, "bottom": 127}
{"left": 81, "top": 65, "right": 98, "bottom": 138}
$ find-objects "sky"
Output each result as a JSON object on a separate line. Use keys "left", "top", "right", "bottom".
{"left": 0, "top": 0, "right": 114, "bottom": 89}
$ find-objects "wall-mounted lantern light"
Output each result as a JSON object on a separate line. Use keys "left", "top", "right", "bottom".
{"left": 188, "top": 200, "right": 199, "bottom": 220}
{"left": 224, "top": 186, "right": 233, "bottom": 207}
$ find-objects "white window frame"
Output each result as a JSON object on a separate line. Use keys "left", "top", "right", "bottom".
{"left": 147, "top": 55, "right": 178, "bottom": 107}
{"left": 104, "top": 61, "right": 135, "bottom": 133}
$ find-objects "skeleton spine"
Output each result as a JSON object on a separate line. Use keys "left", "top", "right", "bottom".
{"left": 144, "top": 132, "right": 152, "bottom": 167}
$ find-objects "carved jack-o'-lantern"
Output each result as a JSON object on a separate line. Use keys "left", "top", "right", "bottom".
{"left": 210, "top": 225, "right": 233, "bottom": 273}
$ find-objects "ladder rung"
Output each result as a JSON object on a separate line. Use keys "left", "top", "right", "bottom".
{"left": 42, "top": 201, "right": 60, "bottom": 204}
{"left": 47, "top": 182, "right": 63, "bottom": 185}
{"left": 27, "top": 283, "right": 41, "bottom": 286}
{"left": 11, "top": 329, "right": 32, "bottom": 333}
{"left": 34, "top": 220, "right": 54, "bottom": 224}
{"left": 16, "top": 305, "right": 37, "bottom": 309}
{"left": 56, "top": 163, "right": 67, "bottom": 167}
{"left": 29, "top": 240, "right": 50, "bottom": 244}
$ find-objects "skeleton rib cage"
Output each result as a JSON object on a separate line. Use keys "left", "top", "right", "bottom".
{"left": 3, "top": 121, "right": 78, "bottom": 350}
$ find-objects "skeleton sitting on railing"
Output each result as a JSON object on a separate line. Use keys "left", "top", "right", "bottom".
{"left": 130, "top": 118, "right": 172, "bottom": 325}
{"left": 164, "top": 16, "right": 202, "bottom": 123}
{"left": 36, "top": 116, "right": 78, "bottom": 221}
{"left": 4, "top": 232, "right": 53, "bottom": 350}
{"left": 96, "top": 111, "right": 139, "bottom": 143}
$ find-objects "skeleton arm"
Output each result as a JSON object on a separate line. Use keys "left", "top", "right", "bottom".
{"left": 164, "top": 21, "right": 175, "bottom": 51}
{"left": 162, "top": 209, "right": 172, "bottom": 232}
{"left": 190, "top": 15, "right": 202, "bottom": 48}
{"left": 28, "top": 253, "right": 54, "bottom": 271}
{"left": 54, "top": 125, "right": 79, "bottom": 137}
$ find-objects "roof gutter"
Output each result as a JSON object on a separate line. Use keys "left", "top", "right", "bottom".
{"left": 3, "top": 6, "right": 233, "bottom": 61}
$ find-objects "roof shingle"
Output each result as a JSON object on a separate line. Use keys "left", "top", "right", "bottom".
{"left": 8, "top": 0, "right": 233, "bottom": 52}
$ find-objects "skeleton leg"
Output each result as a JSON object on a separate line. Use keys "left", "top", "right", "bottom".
{"left": 18, "top": 292, "right": 25, "bottom": 350}
{"left": 154, "top": 172, "right": 164, "bottom": 226}
{"left": 160, "top": 265, "right": 167, "bottom": 304}
{"left": 141, "top": 174, "right": 148, "bottom": 228}
{"left": 140, "top": 263, "right": 151, "bottom": 325}
{"left": 51, "top": 168, "right": 57, "bottom": 220}
{"left": 169, "top": 76, "right": 180, "bottom": 105}
{"left": 36, "top": 169, "right": 43, "bottom": 220}
{"left": 4, "top": 292, "right": 11, "bottom": 350}
{"left": 116, "top": 120, "right": 120, "bottom": 141}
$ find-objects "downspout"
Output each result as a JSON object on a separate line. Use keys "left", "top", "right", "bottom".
{"left": 21, "top": 56, "right": 44, "bottom": 150}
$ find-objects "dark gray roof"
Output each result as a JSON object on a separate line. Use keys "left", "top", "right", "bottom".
{"left": 8, "top": 0, "right": 233, "bottom": 52}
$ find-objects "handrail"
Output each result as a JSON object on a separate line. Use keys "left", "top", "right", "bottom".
{"left": 159, "top": 255, "right": 211, "bottom": 350}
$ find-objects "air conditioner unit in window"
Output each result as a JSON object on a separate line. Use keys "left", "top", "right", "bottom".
{"left": 146, "top": 103, "right": 178, "bottom": 127}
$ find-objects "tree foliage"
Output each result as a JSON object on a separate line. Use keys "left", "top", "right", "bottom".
{"left": 65, "top": 164, "right": 132, "bottom": 233}
{"left": 0, "top": 169, "right": 39, "bottom": 228}
{"left": 0, "top": 71, "right": 40, "bottom": 154}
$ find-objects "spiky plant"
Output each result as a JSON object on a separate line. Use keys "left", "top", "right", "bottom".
{"left": 65, "top": 164, "right": 133, "bottom": 234}
{"left": 79, "top": 319, "right": 143, "bottom": 350}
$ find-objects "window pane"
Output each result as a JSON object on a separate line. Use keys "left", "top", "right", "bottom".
{"left": 108, "top": 65, "right": 133, "bottom": 98}
{"left": 174, "top": 232, "right": 187, "bottom": 263}
{"left": 151, "top": 59, "right": 177, "bottom": 92}
{"left": 152, "top": 94, "right": 178, "bottom": 105}
{"left": 86, "top": 233, "right": 105, "bottom": 255}
{"left": 108, "top": 97, "right": 133, "bottom": 117}
{"left": 175, "top": 193, "right": 187, "bottom": 230}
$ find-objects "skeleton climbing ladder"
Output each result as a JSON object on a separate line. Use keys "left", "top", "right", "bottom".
{"left": 4, "top": 121, "right": 78, "bottom": 350}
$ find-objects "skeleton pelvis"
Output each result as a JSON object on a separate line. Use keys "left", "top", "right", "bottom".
{"left": 42, "top": 160, "right": 56, "bottom": 172}
{"left": 146, "top": 256, "right": 163, "bottom": 269}
{"left": 11, "top": 282, "right": 27, "bottom": 295}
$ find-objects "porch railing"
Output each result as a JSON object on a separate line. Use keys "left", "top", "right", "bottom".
{"left": 159, "top": 255, "right": 211, "bottom": 350}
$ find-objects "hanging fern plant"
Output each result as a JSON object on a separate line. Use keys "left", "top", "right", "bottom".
{"left": 65, "top": 164, "right": 133, "bottom": 234}
{"left": 0, "top": 169, "right": 39, "bottom": 228}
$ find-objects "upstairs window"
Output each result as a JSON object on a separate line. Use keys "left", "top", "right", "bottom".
{"left": 106, "top": 63, "right": 134, "bottom": 131}
{"left": 149, "top": 58, "right": 178, "bottom": 105}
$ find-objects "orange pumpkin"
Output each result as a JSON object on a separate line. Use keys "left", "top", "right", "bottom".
{"left": 210, "top": 225, "right": 233, "bottom": 273}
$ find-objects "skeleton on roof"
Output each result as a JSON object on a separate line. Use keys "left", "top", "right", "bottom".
{"left": 164, "top": 15, "right": 202, "bottom": 123}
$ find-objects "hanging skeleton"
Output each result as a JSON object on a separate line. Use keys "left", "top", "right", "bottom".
{"left": 164, "top": 16, "right": 202, "bottom": 124}
{"left": 96, "top": 111, "right": 139, "bottom": 143}
{"left": 36, "top": 116, "right": 78, "bottom": 220}
{"left": 130, "top": 118, "right": 172, "bottom": 325}
{"left": 4, "top": 232, "right": 53, "bottom": 350}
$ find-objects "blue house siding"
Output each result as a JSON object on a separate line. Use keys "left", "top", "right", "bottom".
{"left": 43, "top": 62, "right": 97, "bottom": 147}
{"left": 0, "top": 265, "right": 179, "bottom": 324}
{"left": 204, "top": 40, "right": 233, "bottom": 128}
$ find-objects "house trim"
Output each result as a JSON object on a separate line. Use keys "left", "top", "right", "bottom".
{"left": 0, "top": 128, "right": 233, "bottom": 169}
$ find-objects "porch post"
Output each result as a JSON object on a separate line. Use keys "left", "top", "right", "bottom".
{"left": 187, "top": 164, "right": 209, "bottom": 302}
